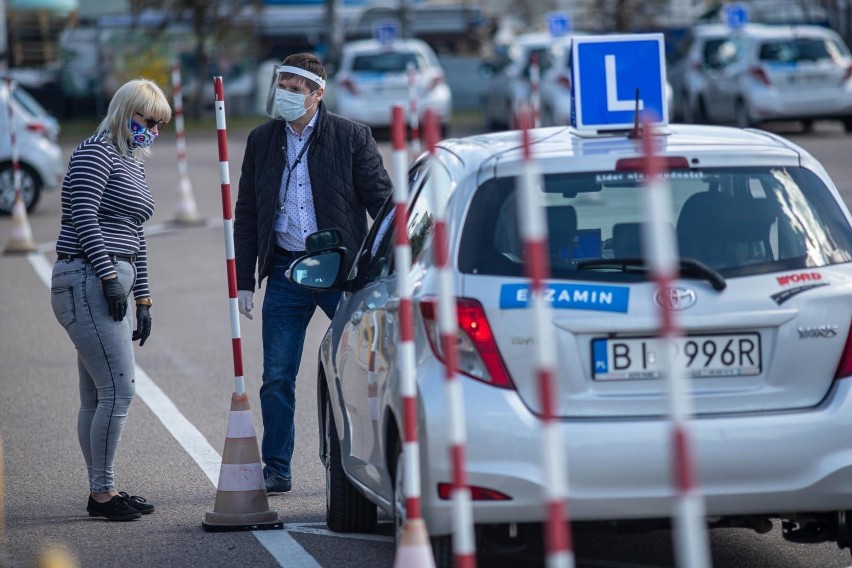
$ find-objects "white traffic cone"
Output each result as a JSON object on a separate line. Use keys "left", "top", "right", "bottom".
{"left": 4, "top": 195, "right": 36, "bottom": 254}
{"left": 394, "top": 518, "right": 436, "bottom": 568}
{"left": 173, "top": 175, "right": 203, "bottom": 226}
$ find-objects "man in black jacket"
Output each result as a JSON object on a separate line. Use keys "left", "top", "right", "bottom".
{"left": 234, "top": 53, "right": 392, "bottom": 495}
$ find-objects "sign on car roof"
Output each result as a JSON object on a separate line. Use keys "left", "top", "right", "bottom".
{"left": 570, "top": 33, "right": 668, "bottom": 131}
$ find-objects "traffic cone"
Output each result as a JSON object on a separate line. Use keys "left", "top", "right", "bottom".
{"left": 394, "top": 518, "right": 436, "bottom": 568}
{"left": 173, "top": 176, "right": 204, "bottom": 226}
{"left": 202, "top": 392, "right": 283, "bottom": 531}
{"left": 4, "top": 195, "right": 36, "bottom": 254}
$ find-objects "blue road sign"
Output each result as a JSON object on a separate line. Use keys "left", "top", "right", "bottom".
{"left": 725, "top": 3, "right": 749, "bottom": 29}
{"left": 570, "top": 34, "right": 668, "bottom": 131}
{"left": 373, "top": 20, "right": 398, "bottom": 45}
{"left": 547, "top": 12, "right": 571, "bottom": 38}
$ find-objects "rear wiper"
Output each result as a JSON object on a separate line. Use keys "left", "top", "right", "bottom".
{"left": 576, "top": 257, "right": 727, "bottom": 291}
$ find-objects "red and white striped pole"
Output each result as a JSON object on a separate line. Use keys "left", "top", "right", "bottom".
{"left": 172, "top": 61, "right": 203, "bottom": 225}
{"left": 391, "top": 105, "right": 435, "bottom": 568}
{"left": 213, "top": 76, "right": 245, "bottom": 397}
{"left": 639, "top": 117, "right": 711, "bottom": 568}
{"left": 3, "top": 77, "right": 36, "bottom": 254}
{"left": 517, "top": 106, "right": 573, "bottom": 568}
{"left": 425, "top": 108, "right": 476, "bottom": 568}
{"left": 529, "top": 53, "right": 541, "bottom": 128}
{"left": 407, "top": 62, "right": 421, "bottom": 160}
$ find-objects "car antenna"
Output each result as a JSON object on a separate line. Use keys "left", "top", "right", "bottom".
{"left": 628, "top": 88, "right": 641, "bottom": 139}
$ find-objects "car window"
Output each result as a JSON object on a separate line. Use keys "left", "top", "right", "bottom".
{"left": 352, "top": 52, "right": 423, "bottom": 73}
{"left": 458, "top": 167, "right": 852, "bottom": 280}
{"left": 350, "top": 197, "right": 396, "bottom": 285}
{"left": 406, "top": 159, "right": 452, "bottom": 263}
{"left": 12, "top": 86, "right": 48, "bottom": 119}
{"left": 701, "top": 38, "right": 727, "bottom": 65}
{"left": 759, "top": 38, "right": 845, "bottom": 63}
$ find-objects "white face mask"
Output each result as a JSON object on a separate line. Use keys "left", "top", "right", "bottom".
{"left": 276, "top": 88, "right": 316, "bottom": 122}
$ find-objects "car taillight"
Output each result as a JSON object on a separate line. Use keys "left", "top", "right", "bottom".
{"left": 437, "top": 482, "right": 511, "bottom": 500}
{"left": 557, "top": 74, "right": 571, "bottom": 90}
{"left": 843, "top": 64, "right": 852, "bottom": 83}
{"left": 428, "top": 74, "right": 444, "bottom": 92}
{"left": 419, "top": 297, "right": 514, "bottom": 389}
{"left": 25, "top": 122, "right": 47, "bottom": 135}
{"left": 834, "top": 321, "right": 852, "bottom": 379}
{"left": 749, "top": 66, "right": 771, "bottom": 86}
{"left": 340, "top": 78, "right": 358, "bottom": 95}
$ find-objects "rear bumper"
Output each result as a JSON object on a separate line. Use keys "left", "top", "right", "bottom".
{"left": 750, "top": 88, "right": 852, "bottom": 121}
{"left": 334, "top": 90, "right": 452, "bottom": 128}
{"left": 419, "top": 373, "right": 852, "bottom": 536}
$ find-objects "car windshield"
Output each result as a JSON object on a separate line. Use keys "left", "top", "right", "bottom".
{"left": 352, "top": 52, "right": 422, "bottom": 73}
{"left": 759, "top": 38, "right": 847, "bottom": 63}
{"left": 459, "top": 166, "right": 852, "bottom": 281}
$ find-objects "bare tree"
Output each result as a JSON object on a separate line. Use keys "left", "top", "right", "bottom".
{"left": 131, "top": 0, "right": 260, "bottom": 118}
{"left": 586, "top": 0, "right": 670, "bottom": 32}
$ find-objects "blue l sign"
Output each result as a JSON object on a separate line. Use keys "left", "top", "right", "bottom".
{"left": 373, "top": 20, "right": 398, "bottom": 45}
{"left": 571, "top": 34, "right": 668, "bottom": 130}
{"left": 547, "top": 12, "right": 571, "bottom": 38}
{"left": 725, "top": 3, "right": 749, "bottom": 29}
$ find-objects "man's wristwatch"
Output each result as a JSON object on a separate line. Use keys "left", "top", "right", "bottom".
{"left": 136, "top": 297, "right": 153, "bottom": 307}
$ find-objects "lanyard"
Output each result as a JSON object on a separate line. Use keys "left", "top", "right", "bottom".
{"left": 279, "top": 127, "right": 315, "bottom": 213}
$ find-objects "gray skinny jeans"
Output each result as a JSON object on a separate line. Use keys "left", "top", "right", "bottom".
{"left": 50, "top": 257, "right": 136, "bottom": 493}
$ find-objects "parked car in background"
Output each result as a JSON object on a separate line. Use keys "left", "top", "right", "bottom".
{"left": 324, "top": 38, "right": 452, "bottom": 134}
{"left": 0, "top": 82, "right": 64, "bottom": 214}
{"left": 287, "top": 119, "right": 852, "bottom": 565}
{"left": 480, "top": 32, "right": 571, "bottom": 130}
{"left": 692, "top": 24, "right": 852, "bottom": 131}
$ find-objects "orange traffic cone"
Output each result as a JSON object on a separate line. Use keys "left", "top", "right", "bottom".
{"left": 202, "top": 393, "right": 283, "bottom": 531}
{"left": 4, "top": 195, "right": 36, "bottom": 254}
{"left": 394, "top": 518, "right": 436, "bottom": 568}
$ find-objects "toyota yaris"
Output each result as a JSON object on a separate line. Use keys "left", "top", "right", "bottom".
{"left": 289, "top": 122, "right": 852, "bottom": 565}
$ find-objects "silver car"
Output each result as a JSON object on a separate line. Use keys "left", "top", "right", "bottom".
{"left": 324, "top": 38, "right": 452, "bottom": 133}
{"left": 290, "top": 123, "right": 852, "bottom": 565}
{"left": 697, "top": 24, "right": 852, "bottom": 130}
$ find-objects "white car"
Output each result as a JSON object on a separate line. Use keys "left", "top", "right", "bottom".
{"left": 695, "top": 24, "right": 852, "bottom": 130}
{"left": 325, "top": 38, "right": 452, "bottom": 133}
{"left": 288, "top": 119, "right": 852, "bottom": 565}
{"left": 0, "top": 82, "right": 64, "bottom": 214}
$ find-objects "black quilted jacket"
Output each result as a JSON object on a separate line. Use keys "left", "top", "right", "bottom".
{"left": 234, "top": 103, "right": 392, "bottom": 290}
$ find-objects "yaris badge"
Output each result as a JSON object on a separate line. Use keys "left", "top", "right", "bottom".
{"left": 654, "top": 286, "right": 697, "bottom": 310}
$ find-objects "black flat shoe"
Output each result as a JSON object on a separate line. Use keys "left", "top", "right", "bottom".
{"left": 87, "top": 495, "right": 141, "bottom": 521}
{"left": 118, "top": 492, "right": 154, "bottom": 515}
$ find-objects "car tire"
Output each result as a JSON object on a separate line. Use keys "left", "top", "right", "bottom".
{"left": 0, "top": 162, "right": 42, "bottom": 215}
{"left": 735, "top": 100, "right": 754, "bottom": 129}
{"left": 430, "top": 535, "right": 454, "bottom": 568}
{"left": 843, "top": 117, "right": 852, "bottom": 134}
{"left": 325, "top": 398, "right": 378, "bottom": 533}
{"left": 392, "top": 440, "right": 406, "bottom": 546}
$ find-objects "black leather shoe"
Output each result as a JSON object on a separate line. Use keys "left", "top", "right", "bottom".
{"left": 265, "top": 475, "right": 292, "bottom": 495}
{"left": 118, "top": 492, "right": 154, "bottom": 515}
{"left": 87, "top": 495, "right": 141, "bottom": 521}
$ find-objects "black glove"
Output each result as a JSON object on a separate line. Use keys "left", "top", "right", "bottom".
{"left": 101, "top": 278, "right": 127, "bottom": 321}
{"left": 132, "top": 305, "right": 151, "bottom": 346}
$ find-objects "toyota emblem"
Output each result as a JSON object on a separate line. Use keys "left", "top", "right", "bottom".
{"left": 654, "top": 286, "right": 697, "bottom": 310}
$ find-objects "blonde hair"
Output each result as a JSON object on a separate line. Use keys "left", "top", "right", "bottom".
{"left": 97, "top": 79, "right": 172, "bottom": 160}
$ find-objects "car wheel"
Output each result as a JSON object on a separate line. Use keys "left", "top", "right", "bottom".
{"left": 430, "top": 534, "right": 453, "bottom": 568}
{"left": 843, "top": 117, "right": 852, "bottom": 134}
{"left": 0, "top": 162, "right": 42, "bottom": 215}
{"left": 325, "top": 398, "right": 378, "bottom": 533}
{"left": 801, "top": 119, "right": 814, "bottom": 133}
{"left": 735, "top": 100, "right": 754, "bottom": 129}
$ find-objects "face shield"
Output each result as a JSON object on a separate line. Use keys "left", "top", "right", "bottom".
{"left": 265, "top": 64, "right": 327, "bottom": 119}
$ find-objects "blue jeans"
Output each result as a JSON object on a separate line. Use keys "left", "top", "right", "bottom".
{"left": 261, "top": 256, "right": 340, "bottom": 481}
{"left": 50, "top": 258, "right": 136, "bottom": 493}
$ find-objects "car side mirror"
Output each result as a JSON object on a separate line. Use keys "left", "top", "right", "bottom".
{"left": 287, "top": 248, "right": 347, "bottom": 290}
{"left": 306, "top": 228, "right": 343, "bottom": 252}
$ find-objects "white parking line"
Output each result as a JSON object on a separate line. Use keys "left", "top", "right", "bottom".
{"left": 28, "top": 250, "right": 323, "bottom": 568}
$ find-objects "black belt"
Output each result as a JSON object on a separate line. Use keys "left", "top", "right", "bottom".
{"left": 274, "top": 245, "right": 307, "bottom": 259}
{"left": 57, "top": 253, "right": 137, "bottom": 264}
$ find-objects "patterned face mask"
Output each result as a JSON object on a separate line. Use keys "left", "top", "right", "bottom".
{"left": 128, "top": 117, "right": 157, "bottom": 149}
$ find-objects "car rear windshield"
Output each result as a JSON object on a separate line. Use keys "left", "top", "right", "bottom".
{"left": 458, "top": 166, "right": 852, "bottom": 281}
{"left": 759, "top": 38, "right": 847, "bottom": 63}
{"left": 352, "top": 52, "right": 421, "bottom": 73}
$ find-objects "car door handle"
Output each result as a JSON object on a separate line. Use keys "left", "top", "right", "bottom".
{"left": 351, "top": 310, "right": 363, "bottom": 324}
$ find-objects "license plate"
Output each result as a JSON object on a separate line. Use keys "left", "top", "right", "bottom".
{"left": 591, "top": 333, "right": 761, "bottom": 380}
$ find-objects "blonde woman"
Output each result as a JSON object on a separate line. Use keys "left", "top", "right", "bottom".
{"left": 51, "top": 79, "right": 171, "bottom": 521}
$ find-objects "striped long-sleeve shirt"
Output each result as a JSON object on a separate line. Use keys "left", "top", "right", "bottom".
{"left": 55, "top": 133, "right": 155, "bottom": 299}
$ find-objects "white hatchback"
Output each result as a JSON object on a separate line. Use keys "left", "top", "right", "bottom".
{"left": 325, "top": 38, "right": 452, "bottom": 133}
{"left": 289, "top": 122, "right": 852, "bottom": 565}
{"left": 0, "top": 82, "right": 63, "bottom": 214}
